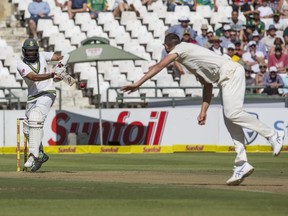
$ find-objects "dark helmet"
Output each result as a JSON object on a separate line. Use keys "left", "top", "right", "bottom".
{"left": 22, "top": 38, "right": 39, "bottom": 63}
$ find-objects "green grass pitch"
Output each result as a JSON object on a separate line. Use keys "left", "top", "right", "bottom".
{"left": 0, "top": 153, "right": 287, "bottom": 216}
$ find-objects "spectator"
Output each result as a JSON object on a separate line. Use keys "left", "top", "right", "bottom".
{"left": 244, "top": 64, "right": 256, "bottom": 93}
{"left": 262, "top": 66, "right": 284, "bottom": 95}
{"left": 28, "top": 0, "right": 52, "bottom": 40}
{"left": 230, "top": 9, "right": 245, "bottom": 32}
{"left": 215, "top": 17, "right": 230, "bottom": 37}
{"left": 112, "top": 0, "right": 140, "bottom": 18}
{"left": 255, "top": 62, "right": 268, "bottom": 93}
{"left": 261, "top": 24, "right": 278, "bottom": 51}
{"left": 161, "top": 49, "right": 184, "bottom": 81}
{"left": 167, "top": 0, "right": 197, "bottom": 12}
{"left": 182, "top": 31, "right": 197, "bottom": 44}
{"left": 220, "top": 25, "right": 232, "bottom": 49}
{"left": 242, "top": 40, "right": 265, "bottom": 73}
{"left": 226, "top": 43, "right": 235, "bottom": 59}
{"left": 196, "top": 0, "right": 217, "bottom": 11}
{"left": 268, "top": 45, "right": 288, "bottom": 73}
{"left": 241, "top": 23, "right": 254, "bottom": 42}
{"left": 246, "top": 10, "right": 265, "bottom": 37}
{"left": 271, "top": 10, "right": 285, "bottom": 33}
{"left": 204, "top": 27, "right": 214, "bottom": 48}
{"left": 55, "top": 0, "right": 68, "bottom": 9}
{"left": 195, "top": 24, "right": 209, "bottom": 47}
{"left": 250, "top": 30, "right": 267, "bottom": 58}
{"left": 229, "top": 28, "right": 238, "bottom": 44}
{"left": 67, "top": 0, "right": 87, "bottom": 19}
{"left": 232, "top": 0, "right": 254, "bottom": 17}
{"left": 257, "top": 0, "right": 273, "bottom": 18}
{"left": 269, "top": 37, "right": 287, "bottom": 54}
{"left": 226, "top": 43, "right": 244, "bottom": 65}
{"left": 87, "top": 0, "right": 109, "bottom": 19}
{"left": 165, "top": 16, "right": 197, "bottom": 40}
{"left": 234, "top": 39, "right": 245, "bottom": 57}
{"left": 209, "top": 36, "right": 226, "bottom": 56}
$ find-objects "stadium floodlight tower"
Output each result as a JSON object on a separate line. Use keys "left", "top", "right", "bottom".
{"left": 69, "top": 37, "right": 145, "bottom": 145}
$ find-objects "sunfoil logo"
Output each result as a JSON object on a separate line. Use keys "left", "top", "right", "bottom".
{"left": 243, "top": 112, "right": 259, "bottom": 145}
{"left": 48, "top": 111, "right": 168, "bottom": 145}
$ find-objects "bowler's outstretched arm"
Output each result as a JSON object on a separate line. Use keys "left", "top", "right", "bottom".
{"left": 121, "top": 53, "right": 178, "bottom": 94}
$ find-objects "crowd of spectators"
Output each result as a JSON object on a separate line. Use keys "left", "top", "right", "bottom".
{"left": 24, "top": 0, "right": 288, "bottom": 96}
{"left": 163, "top": 0, "right": 288, "bottom": 96}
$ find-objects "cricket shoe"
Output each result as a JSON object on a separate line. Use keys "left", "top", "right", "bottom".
{"left": 268, "top": 131, "right": 285, "bottom": 156}
{"left": 39, "top": 151, "right": 49, "bottom": 164}
{"left": 24, "top": 154, "right": 36, "bottom": 168}
{"left": 30, "top": 157, "right": 42, "bottom": 173}
{"left": 226, "top": 162, "right": 254, "bottom": 186}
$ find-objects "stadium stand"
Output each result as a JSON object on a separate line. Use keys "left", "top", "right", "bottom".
{"left": 1, "top": 0, "right": 288, "bottom": 110}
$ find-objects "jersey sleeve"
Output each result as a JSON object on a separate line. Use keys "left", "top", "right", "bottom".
{"left": 17, "top": 62, "right": 31, "bottom": 78}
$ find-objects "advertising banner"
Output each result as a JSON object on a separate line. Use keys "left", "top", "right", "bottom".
{"left": 218, "top": 108, "right": 288, "bottom": 147}
{"left": 0, "top": 108, "right": 287, "bottom": 149}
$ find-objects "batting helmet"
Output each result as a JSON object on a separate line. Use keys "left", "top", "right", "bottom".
{"left": 22, "top": 38, "right": 39, "bottom": 63}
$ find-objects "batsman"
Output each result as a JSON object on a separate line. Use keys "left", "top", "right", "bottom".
{"left": 17, "top": 38, "right": 67, "bottom": 172}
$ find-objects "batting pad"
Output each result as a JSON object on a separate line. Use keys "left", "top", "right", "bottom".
{"left": 28, "top": 109, "right": 44, "bottom": 158}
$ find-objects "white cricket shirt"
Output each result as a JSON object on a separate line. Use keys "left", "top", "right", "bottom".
{"left": 169, "top": 42, "right": 231, "bottom": 84}
{"left": 17, "top": 52, "right": 56, "bottom": 102}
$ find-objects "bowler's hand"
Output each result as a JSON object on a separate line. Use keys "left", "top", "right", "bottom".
{"left": 197, "top": 112, "right": 207, "bottom": 125}
{"left": 121, "top": 84, "right": 139, "bottom": 94}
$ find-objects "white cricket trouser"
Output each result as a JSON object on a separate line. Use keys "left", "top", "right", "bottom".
{"left": 218, "top": 62, "right": 274, "bottom": 165}
{"left": 25, "top": 94, "right": 55, "bottom": 120}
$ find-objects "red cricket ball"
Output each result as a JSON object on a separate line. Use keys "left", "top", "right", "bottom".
{"left": 79, "top": 82, "right": 86, "bottom": 88}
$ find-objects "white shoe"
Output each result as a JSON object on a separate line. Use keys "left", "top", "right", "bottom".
{"left": 24, "top": 154, "right": 35, "bottom": 168}
{"left": 268, "top": 131, "right": 284, "bottom": 156}
{"left": 226, "top": 162, "right": 254, "bottom": 186}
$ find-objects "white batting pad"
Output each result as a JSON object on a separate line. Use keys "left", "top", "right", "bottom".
{"left": 28, "top": 108, "right": 44, "bottom": 158}
{"left": 23, "top": 119, "right": 29, "bottom": 140}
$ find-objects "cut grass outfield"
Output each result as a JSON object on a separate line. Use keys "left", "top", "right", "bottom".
{"left": 0, "top": 153, "right": 287, "bottom": 216}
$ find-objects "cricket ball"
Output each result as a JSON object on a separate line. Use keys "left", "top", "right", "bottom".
{"left": 79, "top": 82, "right": 86, "bottom": 89}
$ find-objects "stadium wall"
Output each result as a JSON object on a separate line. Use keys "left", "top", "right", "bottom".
{"left": 0, "top": 108, "right": 287, "bottom": 154}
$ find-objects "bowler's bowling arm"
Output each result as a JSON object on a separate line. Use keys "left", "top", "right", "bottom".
{"left": 134, "top": 53, "right": 178, "bottom": 87}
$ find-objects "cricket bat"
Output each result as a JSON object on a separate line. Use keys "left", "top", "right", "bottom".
{"left": 54, "top": 54, "right": 76, "bottom": 86}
